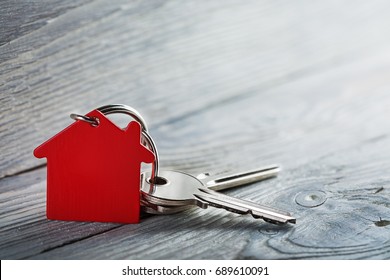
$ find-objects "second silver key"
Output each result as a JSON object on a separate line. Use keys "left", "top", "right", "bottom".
{"left": 141, "top": 165, "right": 279, "bottom": 214}
{"left": 141, "top": 169, "right": 296, "bottom": 225}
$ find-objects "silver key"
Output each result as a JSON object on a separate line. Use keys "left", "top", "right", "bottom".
{"left": 141, "top": 166, "right": 296, "bottom": 225}
{"left": 141, "top": 165, "right": 279, "bottom": 214}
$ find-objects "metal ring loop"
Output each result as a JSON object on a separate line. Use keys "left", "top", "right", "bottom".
{"left": 96, "top": 104, "right": 148, "bottom": 131}
{"left": 70, "top": 113, "right": 99, "bottom": 126}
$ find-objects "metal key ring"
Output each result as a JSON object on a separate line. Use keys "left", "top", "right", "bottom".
{"left": 97, "top": 104, "right": 148, "bottom": 131}
{"left": 70, "top": 104, "right": 159, "bottom": 181}
{"left": 70, "top": 113, "right": 100, "bottom": 126}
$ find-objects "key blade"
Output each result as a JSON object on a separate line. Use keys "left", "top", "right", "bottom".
{"left": 203, "top": 165, "right": 280, "bottom": 191}
{"left": 195, "top": 189, "right": 296, "bottom": 225}
{"left": 200, "top": 188, "right": 292, "bottom": 217}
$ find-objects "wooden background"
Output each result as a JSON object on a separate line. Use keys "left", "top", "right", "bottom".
{"left": 1, "top": 0, "right": 390, "bottom": 259}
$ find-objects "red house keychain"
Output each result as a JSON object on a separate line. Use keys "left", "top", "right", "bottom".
{"left": 34, "top": 105, "right": 155, "bottom": 223}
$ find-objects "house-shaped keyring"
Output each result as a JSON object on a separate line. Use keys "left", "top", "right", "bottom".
{"left": 34, "top": 109, "right": 155, "bottom": 223}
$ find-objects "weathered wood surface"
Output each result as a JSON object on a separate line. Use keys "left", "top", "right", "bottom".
{"left": 1, "top": 0, "right": 390, "bottom": 259}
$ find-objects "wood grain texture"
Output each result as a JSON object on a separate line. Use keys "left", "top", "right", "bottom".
{"left": 1, "top": 0, "right": 390, "bottom": 259}
{"left": 2, "top": 0, "right": 390, "bottom": 177}
{"left": 0, "top": 168, "right": 122, "bottom": 259}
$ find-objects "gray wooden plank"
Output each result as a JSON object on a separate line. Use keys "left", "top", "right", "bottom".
{"left": 1, "top": 50, "right": 390, "bottom": 259}
{"left": 0, "top": 0, "right": 90, "bottom": 47}
{"left": 27, "top": 135, "right": 390, "bottom": 259}
{"left": 0, "top": 168, "right": 122, "bottom": 259}
{"left": 3, "top": 0, "right": 390, "bottom": 178}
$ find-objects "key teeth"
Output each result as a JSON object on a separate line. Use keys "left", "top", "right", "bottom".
{"left": 199, "top": 188, "right": 292, "bottom": 217}
{"left": 195, "top": 192, "right": 296, "bottom": 225}
{"left": 264, "top": 217, "right": 296, "bottom": 225}
{"left": 262, "top": 218, "right": 286, "bottom": 225}
{"left": 252, "top": 212, "right": 297, "bottom": 225}
{"left": 195, "top": 195, "right": 245, "bottom": 214}
{"left": 194, "top": 195, "right": 210, "bottom": 209}
{"left": 195, "top": 193, "right": 296, "bottom": 225}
